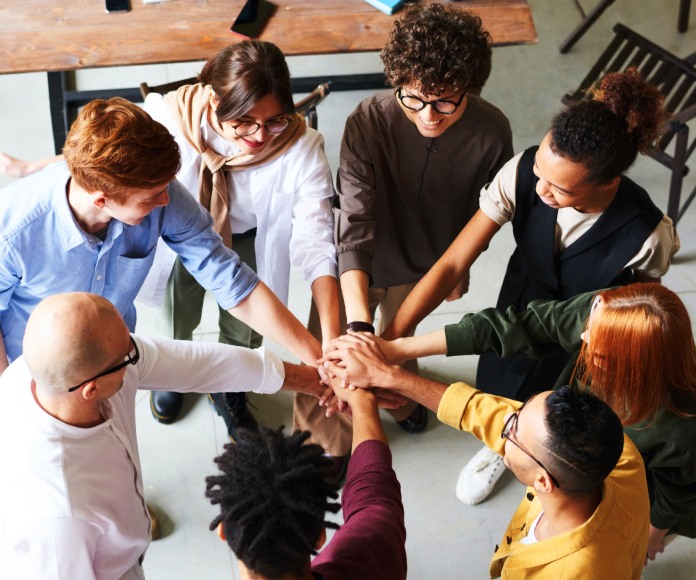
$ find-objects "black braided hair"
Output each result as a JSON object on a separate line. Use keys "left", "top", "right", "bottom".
{"left": 205, "top": 427, "right": 341, "bottom": 578}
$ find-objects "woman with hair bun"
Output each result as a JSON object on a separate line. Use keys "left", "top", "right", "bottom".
{"left": 378, "top": 68, "right": 680, "bottom": 503}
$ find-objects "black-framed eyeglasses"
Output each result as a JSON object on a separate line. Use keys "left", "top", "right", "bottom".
{"left": 501, "top": 400, "right": 561, "bottom": 488}
{"left": 396, "top": 88, "right": 466, "bottom": 115}
{"left": 230, "top": 116, "right": 292, "bottom": 137}
{"left": 68, "top": 336, "right": 140, "bottom": 392}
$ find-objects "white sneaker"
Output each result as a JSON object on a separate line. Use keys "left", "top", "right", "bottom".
{"left": 455, "top": 445, "right": 506, "bottom": 505}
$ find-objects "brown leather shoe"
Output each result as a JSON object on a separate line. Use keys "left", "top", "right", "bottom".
{"left": 147, "top": 505, "right": 161, "bottom": 541}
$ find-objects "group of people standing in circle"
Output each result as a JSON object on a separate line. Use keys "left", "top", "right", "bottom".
{"left": 0, "top": 2, "right": 694, "bottom": 578}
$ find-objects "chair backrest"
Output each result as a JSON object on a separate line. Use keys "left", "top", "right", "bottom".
{"left": 562, "top": 23, "right": 696, "bottom": 223}
{"left": 140, "top": 79, "right": 331, "bottom": 130}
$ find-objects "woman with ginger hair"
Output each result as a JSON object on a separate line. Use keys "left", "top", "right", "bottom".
{"left": 356, "top": 282, "right": 696, "bottom": 564}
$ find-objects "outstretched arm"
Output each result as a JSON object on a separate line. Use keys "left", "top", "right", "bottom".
{"left": 310, "top": 275, "right": 341, "bottom": 349}
{"left": 313, "top": 379, "right": 407, "bottom": 580}
{"left": 340, "top": 269, "right": 372, "bottom": 326}
{"left": 230, "top": 281, "right": 322, "bottom": 365}
{"left": 381, "top": 210, "right": 501, "bottom": 340}
{"left": 0, "top": 153, "right": 63, "bottom": 178}
{"left": 327, "top": 330, "right": 447, "bottom": 366}
{"left": 332, "top": 383, "right": 387, "bottom": 452}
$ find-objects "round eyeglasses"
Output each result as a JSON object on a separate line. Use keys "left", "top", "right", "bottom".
{"left": 231, "top": 116, "right": 292, "bottom": 138}
{"left": 68, "top": 336, "right": 140, "bottom": 392}
{"left": 396, "top": 88, "right": 466, "bottom": 115}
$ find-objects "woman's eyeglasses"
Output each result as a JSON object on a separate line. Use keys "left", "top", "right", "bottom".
{"left": 230, "top": 117, "right": 292, "bottom": 137}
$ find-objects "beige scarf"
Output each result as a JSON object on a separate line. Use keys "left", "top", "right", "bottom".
{"left": 165, "top": 83, "right": 305, "bottom": 248}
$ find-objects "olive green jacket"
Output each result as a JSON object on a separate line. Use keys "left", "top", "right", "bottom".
{"left": 444, "top": 291, "right": 696, "bottom": 537}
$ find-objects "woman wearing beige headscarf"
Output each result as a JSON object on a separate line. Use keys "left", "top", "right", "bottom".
{"left": 142, "top": 41, "right": 346, "bottom": 459}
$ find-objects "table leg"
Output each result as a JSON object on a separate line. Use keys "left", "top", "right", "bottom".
{"left": 47, "top": 72, "right": 69, "bottom": 154}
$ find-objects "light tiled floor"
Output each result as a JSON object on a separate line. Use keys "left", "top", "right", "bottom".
{"left": 1, "top": 1, "right": 696, "bottom": 578}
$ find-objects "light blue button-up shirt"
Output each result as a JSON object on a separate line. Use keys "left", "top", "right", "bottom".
{"left": 0, "top": 163, "right": 258, "bottom": 361}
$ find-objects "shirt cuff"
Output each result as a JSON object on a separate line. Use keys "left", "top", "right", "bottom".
{"left": 304, "top": 261, "right": 338, "bottom": 284}
{"left": 338, "top": 250, "right": 372, "bottom": 278}
{"left": 436, "top": 382, "right": 478, "bottom": 430}
{"left": 249, "top": 347, "right": 286, "bottom": 395}
{"left": 444, "top": 316, "right": 478, "bottom": 357}
{"left": 214, "top": 263, "right": 259, "bottom": 310}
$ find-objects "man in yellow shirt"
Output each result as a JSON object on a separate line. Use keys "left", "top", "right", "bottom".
{"left": 322, "top": 334, "right": 649, "bottom": 579}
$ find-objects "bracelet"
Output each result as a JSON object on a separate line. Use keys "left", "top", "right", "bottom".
{"left": 346, "top": 321, "right": 375, "bottom": 334}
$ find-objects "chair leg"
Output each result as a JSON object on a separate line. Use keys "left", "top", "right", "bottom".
{"left": 678, "top": 0, "right": 691, "bottom": 33}
{"left": 667, "top": 125, "right": 689, "bottom": 225}
{"left": 559, "top": 0, "right": 617, "bottom": 54}
{"left": 676, "top": 185, "right": 696, "bottom": 224}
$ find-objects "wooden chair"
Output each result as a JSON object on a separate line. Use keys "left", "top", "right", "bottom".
{"left": 562, "top": 23, "right": 696, "bottom": 225}
{"left": 560, "top": 0, "right": 691, "bottom": 53}
{"left": 139, "top": 79, "right": 331, "bottom": 131}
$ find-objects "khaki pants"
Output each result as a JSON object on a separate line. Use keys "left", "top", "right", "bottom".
{"left": 158, "top": 234, "right": 262, "bottom": 349}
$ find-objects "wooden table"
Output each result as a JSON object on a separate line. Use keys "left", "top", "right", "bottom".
{"left": 0, "top": 0, "right": 536, "bottom": 151}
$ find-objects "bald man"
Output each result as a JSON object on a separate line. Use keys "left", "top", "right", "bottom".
{"left": 0, "top": 292, "right": 322, "bottom": 580}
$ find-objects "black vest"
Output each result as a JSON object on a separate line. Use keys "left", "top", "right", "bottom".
{"left": 497, "top": 146, "right": 664, "bottom": 310}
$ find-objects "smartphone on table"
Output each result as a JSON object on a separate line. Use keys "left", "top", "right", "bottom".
{"left": 230, "top": 0, "right": 277, "bottom": 39}
{"left": 105, "top": 0, "right": 131, "bottom": 13}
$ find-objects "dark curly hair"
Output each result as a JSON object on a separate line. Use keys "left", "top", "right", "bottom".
{"left": 542, "top": 386, "right": 624, "bottom": 498}
{"left": 205, "top": 428, "right": 340, "bottom": 578}
{"left": 550, "top": 68, "right": 666, "bottom": 183}
{"left": 381, "top": 3, "right": 492, "bottom": 96}
{"left": 199, "top": 40, "right": 295, "bottom": 123}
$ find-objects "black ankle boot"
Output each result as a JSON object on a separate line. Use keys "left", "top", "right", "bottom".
{"left": 208, "top": 392, "right": 258, "bottom": 441}
{"left": 150, "top": 391, "right": 183, "bottom": 424}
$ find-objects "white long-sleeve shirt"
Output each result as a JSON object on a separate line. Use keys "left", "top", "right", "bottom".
{"left": 0, "top": 334, "right": 284, "bottom": 579}
{"left": 139, "top": 93, "right": 337, "bottom": 307}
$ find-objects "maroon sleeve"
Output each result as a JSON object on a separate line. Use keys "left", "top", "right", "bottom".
{"left": 312, "top": 440, "right": 407, "bottom": 580}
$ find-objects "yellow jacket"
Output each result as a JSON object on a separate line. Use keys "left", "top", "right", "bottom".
{"left": 437, "top": 382, "right": 649, "bottom": 579}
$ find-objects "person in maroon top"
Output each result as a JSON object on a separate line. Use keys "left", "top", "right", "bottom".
{"left": 205, "top": 386, "right": 407, "bottom": 580}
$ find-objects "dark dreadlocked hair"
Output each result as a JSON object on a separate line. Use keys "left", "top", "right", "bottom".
{"left": 205, "top": 427, "right": 341, "bottom": 578}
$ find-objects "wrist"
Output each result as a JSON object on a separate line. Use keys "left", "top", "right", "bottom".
{"left": 378, "top": 362, "right": 404, "bottom": 392}
{"left": 391, "top": 337, "right": 408, "bottom": 362}
{"left": 320, "top": 322, "right": 341, "bottom": 344}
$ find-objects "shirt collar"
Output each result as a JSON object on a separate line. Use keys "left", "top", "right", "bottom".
{"left": 52, "top": 166, "right": 124, "bottom": 250}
